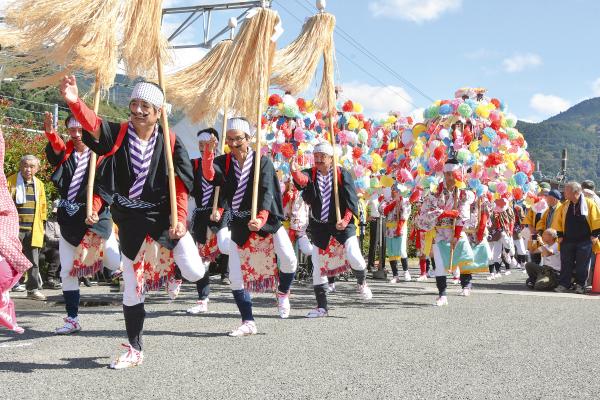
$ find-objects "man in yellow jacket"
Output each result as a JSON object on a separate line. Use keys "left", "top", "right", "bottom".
{"left": 552, "top": 182, "right": 600, "bottom": 294}
{"left": 7, "top": 155, "right": 47, "bottom": 300}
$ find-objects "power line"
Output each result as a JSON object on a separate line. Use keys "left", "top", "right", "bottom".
{"left": 292, "top": 0, "right": 434, "bottom": 103}
{"left": 276, "top": 2, "right": 420, "bottom": 109}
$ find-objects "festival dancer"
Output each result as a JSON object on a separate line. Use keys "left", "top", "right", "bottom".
{"left": 43, "top": 112, "right": 121, "bottom": 334}
{"left": 382, "top": 185, "right": 412, "bottom": 283}
{"left": 291, "top": 141, "right": 372, "bottom": 318}
{"left": 414, "top": 159, "right": 474, "bottom": 306}
{"left": 202, "top": 117, "right": 297, "bottom": 335}
{"left": 60, "top": 76, "right": 205, "bottom": 369}
{"left": 186, "top": 127, "right": 225, "bottom": 315}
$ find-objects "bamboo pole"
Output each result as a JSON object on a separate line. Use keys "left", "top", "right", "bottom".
{"left": 86, "top": 75, "right": 101, "bottom": 218}
{"left": 211, "top": 107, "right": 228, "bottom": 216}
{"left": 250, "top": 74, "right": 263, "bottom": 220}
{"left": 156, "top": 59, "right": 178, "bottom": 230}
{"left": 448, "top": 187, "right": 459, "bottom": 274}
{"left": 328, "top": 109, "right": 341, "bottom": 222}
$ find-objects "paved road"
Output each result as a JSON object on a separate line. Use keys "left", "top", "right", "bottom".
{"left": 2, "top": 266, "right": 600, "bottom": 400}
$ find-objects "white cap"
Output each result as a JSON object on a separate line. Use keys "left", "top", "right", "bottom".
{"left": 227, "top": 117, "right": 252, "bottom": 136}
{"left": 67, "top": 118, "right": 82, "bottom": 129}
{"left": 197, "top": 132, "right": 213, "bottom": 142}
{"left": 130, "top": 82, "right": 165, "bottom": 109}
{"left": 443, "top": 162, "right": 460, "bottom": 172}
{"left": 314, "top": 141, "right": 333, "bottom": 156}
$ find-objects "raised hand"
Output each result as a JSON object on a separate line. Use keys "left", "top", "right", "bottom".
{"left": 60, "top": 75, "right": 79, "bottom": 104}
{"left": 43, "top": 111, "right": 54, "bottom": 132}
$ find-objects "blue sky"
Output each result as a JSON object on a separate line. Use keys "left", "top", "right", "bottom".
{"left": 161, "top": 0, "right": 600, "bottom": 123}
{"left": 2, "top": 0, "right": 593, "bottom": 123}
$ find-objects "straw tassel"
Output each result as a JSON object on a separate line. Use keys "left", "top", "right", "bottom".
{"left": 193, "top": 8, "right": 280, "bottom": 124}
{"left": 271, "top": 12, "right": 336, "bottom": 96}
{"left": 167, "top": 39, "right": 233, "bottom": 120}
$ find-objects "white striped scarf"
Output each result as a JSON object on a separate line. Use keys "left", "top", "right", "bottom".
{"left": 231, "top": 150, "right": 254, "bottom": 212}
{"left": 67, "top": 148, "right": 91, "bottom": 202}
{"left": 200, "top": 177, "right": 213, "bottom": 207}
{"left": 128, "top": 122, "right": 158, "bottom": 199}
{"left": 317, "top": 170, "right": 332, "bottom": 221}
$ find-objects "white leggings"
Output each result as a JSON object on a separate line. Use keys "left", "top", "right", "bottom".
{"left": 59, "top": 230, "right": 121, "bottom": 291}
{"left": 489, "top": 232, "right": 514, "bottom": 264}
{"left": 297, "top": 235, "right": 314, "bottom": 256}
{"left": 217, "top": 227, "right": 297, "bottom": 291}
{"left": 311, "top": 235, "right": 366, "bottom": 285}
{"left": 122, "top": 232, "right": 205, "bottom": 306}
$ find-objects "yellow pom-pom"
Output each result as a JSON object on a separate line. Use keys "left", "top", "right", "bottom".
{"left": 347, "top": 116, "right": 359, "bottom": 131}
{"left": 353, "top": 102, "right": 363, "bottom": 113}
{"left": 224, "top": 144, "right": 231, "bottom": 153}
{"left": 388, "top": 141, "right": 397, "bottom": 151}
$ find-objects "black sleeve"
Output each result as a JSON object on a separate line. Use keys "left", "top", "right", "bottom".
{"left": 45, "top": 143, "right": 64, "bottom": 167}
{"left": 94, "top": 154, "right": 115, "bottom": 205}
{"left": 82, "top": 120, "right": 120, "bottom": 155}
{"left": 341, "top": 168, "right": 359, "bottom": 217}
{"left": 297, "top": 168, "right": 315, "bottom": 206}
{"left": 207, "top": 154, "right": 227, "bottom": 187}
{"left": 173, "top": 135, "right": 194, "bottom": 193}
{"left": 258, "top": 157, "right": 284, "bottom": 220}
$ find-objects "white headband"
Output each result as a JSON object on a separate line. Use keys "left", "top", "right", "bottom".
{"left": 67, "top": 118, "right": 82, "bottom": 129}
{"left": 227, "top": 118, "right": 252, "bottom": 136}
{"left": 197, "top": 132, "right": 213, "bottom": 142}
{"left": 130, "top": 82, "right": 164, "bottom": 109}
{"left": 443, "top": 163, "right": 460, "bottom": 172}
{"left": 314, "top": 141, "right": 333, "bottom": 156}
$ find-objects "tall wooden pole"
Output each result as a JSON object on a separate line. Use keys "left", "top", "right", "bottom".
{"left": 156, "top": 59, "right": 178, "bottom": 230}
{"left": 86, "top": 75, "right": 101, "bottom": 218}
{"left": 250, "top": 74, "right": 263, "bottom": 220}
{"left": 211, "top": 107, "right": 228, "bottom": 215}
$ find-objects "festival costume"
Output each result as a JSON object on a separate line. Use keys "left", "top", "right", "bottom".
{"left": 487, "top": 202, "right": 515, "bottom": 279}
{"left": 202, "top": 135, "right": 297, "bottom": 327}
{"left": 292, "top": 162, "right": 372, "bottom": 316}
{"left": 462, "top": 195, "right": 492, "bottom": 293}
{"left": 0, "top": 129, "right": 32, "bottom": 333}
{"left": 45, "top": 120, "right": 121, "bottom": 334}
{"left": 70, "top": 86, "right": 205, "bottom": 366}
{"left": 381, "top": 196, "right": 411, "bottom": 282}
{"left": 414, "top": 181, "right": 474, "bottom": 306}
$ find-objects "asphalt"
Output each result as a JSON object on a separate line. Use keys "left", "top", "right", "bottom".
{"left": 1, "top": 265, "right": 600, "bottom": 400}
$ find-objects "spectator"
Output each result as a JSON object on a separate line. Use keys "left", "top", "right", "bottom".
{"left": 43, "top": 200, "right": 61, "bottom": 289}
{"left": 536, "top": 189, "right": 562, "bottom": 234}
{"left": 553, "top": 182, "right": 600, "bottom": 294}
{"left": 582, "top": 180, "right": 600, "bottom": 287}
{"left": 581, "top": 180, "right": 600, "bottom": 208}
{"left": 7, "top": 155, "right": 47, "bottom": 300}
{"left": 525, "top": 228, "right": 560, "bottom": 290}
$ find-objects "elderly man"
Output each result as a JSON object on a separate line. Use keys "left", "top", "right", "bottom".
{"left": 525, "top": 228, "right": 561, "bottom": 291}
{"left": 536, "top": 189, "right": 562, "bottom": 235}
{"left": 553, "top": 182, "right": 600, "bottom": 294}
{"left": 7, "top": 155, "right": 47, "bottom": 301}
{"left": 291, "top": 141, "right": 372, "bottom": 318}
{"left": 60, "top": 75, "right": 205, "bottom": 368}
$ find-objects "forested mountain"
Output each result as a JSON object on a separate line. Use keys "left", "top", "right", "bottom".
{"left": 517, "top": 98, "right": 600, "bottom": 183}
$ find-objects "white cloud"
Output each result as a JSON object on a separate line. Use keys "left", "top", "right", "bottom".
{"left": 368, "top": 0, "right": 462, "bottom": 23}
{"left": 502, "top": 53, "right": 542, "bottom": 73}
{"left": 165, "top": 47, "right": 208, "bottom": 74}
{"left": 529, "top": 93, "right": 570, "bottom": 117}
{"left": 339, "top": 82, "right": 415, "bottom": 118}
{"left": 591, "top": 78, "right": 600, "bottom": 96}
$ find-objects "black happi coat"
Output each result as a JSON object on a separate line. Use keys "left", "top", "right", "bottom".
{"left": 82, "top": 121, "right": 194, "bottom": 260}
{"left": 190, "top": 158, "right": 222, "bottom": 244}
{"left": 46, "top": 142, "right": 112, "bottom": 247}
{"left": 208, "top": 152, "right": 284, "bottom": 247}
{"left": 294, "top": 167, "right": 359, "bottom": 250}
